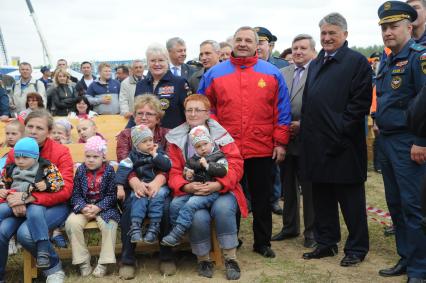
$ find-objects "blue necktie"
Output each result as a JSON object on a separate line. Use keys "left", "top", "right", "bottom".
{"left": 291, "top": 67, "right": 304, "bottom": 95}
{"left": 172, "top": 67, "right": 179, "bottom": 76}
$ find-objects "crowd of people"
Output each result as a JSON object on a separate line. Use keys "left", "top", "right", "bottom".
{"left": 0, "top": 1, "right": 426, "bottom": 283}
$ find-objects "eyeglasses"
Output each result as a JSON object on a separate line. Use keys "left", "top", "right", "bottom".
{"left": 185, "top": 108, "right": 208, "bottom": 114}
{"left": 135, "top": 111, "right": 157, "bottom": 118}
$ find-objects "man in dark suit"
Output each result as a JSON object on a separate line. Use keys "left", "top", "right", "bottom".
{"left": 300, "top": 12, "right": 372, "bottom": 267}
{"left": 166, "top": 37, "right": 196, "bottom": 80}
{"left": 272, "top": 34, "right": 316, "bottom": 248}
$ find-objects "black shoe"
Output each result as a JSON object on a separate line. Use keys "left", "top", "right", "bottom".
{"left": 303, "top": 238, "right": 317, "bottom": 248}
{"left": 340, "top": 254, "right": 364, "bottom": 267}
{"left": 253, "top": 246, "right": 276, "bottom": 258}
{"left": 407, "top": 278, "right": 426, "bottom": 283}
{"left": 303, "top": 246, "right": 338, "bottom": 260}
{"left": 271, "top": 229, "right": 299, "bottom": 241}
{"left": 36, "top": 251, "right": 50, "bottom": 268}
{"left": 379, "top": 259, "right": 406, "bottom": 277}
{"left": 271, "top": 202, "right": 283, "bottom": 215}
{"left": 197, "top": 260, "right": 214, "bottom": 278}
{"left": 225, "top": 259, "right": 241, "bottom": 280}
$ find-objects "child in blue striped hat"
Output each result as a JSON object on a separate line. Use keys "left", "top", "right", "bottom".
{"left": 0, "top": 137, "right": 64, "bottom": 269}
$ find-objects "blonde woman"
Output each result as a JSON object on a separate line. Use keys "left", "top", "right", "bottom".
{"left": 50, "top": 69, "right": 77, "bottom": 116}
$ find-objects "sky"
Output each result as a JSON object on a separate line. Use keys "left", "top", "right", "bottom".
{"left": 0, "top": 0, "right": 386, "bottom": 66}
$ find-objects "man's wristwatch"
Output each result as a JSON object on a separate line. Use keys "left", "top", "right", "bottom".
{"left": 21, "top": 191, "right": 29, "bottom": 202}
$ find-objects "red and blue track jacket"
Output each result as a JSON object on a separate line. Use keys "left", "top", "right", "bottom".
{"left": 198, "top": 54, "right": 291, "bottom": 159}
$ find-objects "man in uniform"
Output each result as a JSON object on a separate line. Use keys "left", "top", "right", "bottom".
{"left": 255, "top": 27, "right": 289, "bottom": 69}
{"left": 375, "top": 2, "right": 426, "bottom": 282}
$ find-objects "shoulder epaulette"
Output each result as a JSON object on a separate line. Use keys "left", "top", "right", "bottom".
{"left": 410, "top": 43, "right": 426, "bottom": 52}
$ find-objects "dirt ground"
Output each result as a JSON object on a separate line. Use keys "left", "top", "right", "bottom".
{"left": 6, "top": 170, "right": 406, "bottom": 283}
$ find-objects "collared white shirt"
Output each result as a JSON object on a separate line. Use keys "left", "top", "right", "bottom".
{"left": 293, "top": 60, "right": 312, "bottom": 80}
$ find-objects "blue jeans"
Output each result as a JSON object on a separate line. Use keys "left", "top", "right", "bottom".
{"left": 0, "top": 203, "right": 69, "bottom": 280}
{"left": 0, "top": 203, "right": 50, "bottom": 243}
{"left": 121, "top": 187, "right": 173, "bottom": 265}
{"left": 130, "top": 186, "right": 169, "bottom": 223}
{"left": 187, "top": 193, "right": 238, "bottom": 256}
{"left": 170, "top": 192, "right": 219, "bottom": 230}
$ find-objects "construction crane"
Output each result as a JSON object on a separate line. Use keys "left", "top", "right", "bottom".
{"left": 25, "top": 0, "right": 52, "bottom": 66}
{"left": 0, "top": 27, "right": 8, "bottom": 65}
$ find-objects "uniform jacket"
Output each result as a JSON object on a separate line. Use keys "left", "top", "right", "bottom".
{"left": 166, "top": 119, "right": 248, "bottom": 217}
{"left": 268, "top": 55, "right": 289, "bottom": 69}
{"left": 281, "top": 63, "right": 309, "bottom": 155}
{"left": 71, "top": 163, "right": 120, "bottom": 223}
{"left": 131, "top": 71, "right": 191, "bottom": 129}
{"left": 198, "top": 53, "right": 291, "bottom": 159}
{"left": 11, "top": 77, "right": 46, "bottom": 113}
{"left": 50, "top": 84, "right": 77, "bottom": 116}
{"left": 408, "top": 86, "right": 426, "bottom": 138}
{"left": 375, "top": 39, "right": 426, "bottom": 146}
{"left": 6, "top": 138, "right": 74, "bottom": 206}
{"left": 300, "top": 41, "right": 372, "bottom": 184}
{"left": 86, "top": 78, "right": 121, "bottom": 114}
{"left": 115, "top": 148, "right": 171, "bottom": 184}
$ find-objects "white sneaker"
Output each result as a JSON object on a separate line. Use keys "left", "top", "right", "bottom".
{"left": 92, "top": 264, "right": 107, "bottom": 278}
{"left": 45, "top": 270, "right": 65, "bottom": 283}
{"left": 79, "top": 258, "right": 92, "bottom": 277}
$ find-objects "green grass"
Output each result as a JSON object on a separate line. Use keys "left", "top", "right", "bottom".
{"left": 5, "top": 169, "right": 405, "bottom": 282}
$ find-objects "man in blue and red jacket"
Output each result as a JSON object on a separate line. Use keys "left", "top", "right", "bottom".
{"left": 198, "top": 26, "right": 291, "bottom": 258}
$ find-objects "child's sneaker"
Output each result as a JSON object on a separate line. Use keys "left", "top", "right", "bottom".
{"left": 92, "top": 263, "right": 107, "bottom": 278}
{"left": 51, "top": 234, "right": 68, "bottom": 248}
{"left": 161, "top": 225, "right": 185, "bottom": 247}
{"left": 36, "top": 251, "right": 50, "bottom": 268}
{"left": 129, "top": 222, "right": 143, "bottom": 243}
{"left": 79, "top": 258, "right": 92, "bottom": 277}
{"left": 143, "top": 222, "right": 160, "bottom": 244}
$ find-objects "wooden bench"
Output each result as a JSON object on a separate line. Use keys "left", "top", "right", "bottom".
{"left": 23, "top": 133, "right": 223, "bottom": 282}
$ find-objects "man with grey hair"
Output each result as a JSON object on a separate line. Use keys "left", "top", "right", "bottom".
{"left": 188, "top": 40, "right": 221, "bottom": 92}
{"left": 166, "top": 37, "right": 195, "bottom": 79}
{"left": 119, "top": 60, "right": 145, "bottom": 118}
{"left": 272, "top": 34, "right": 316, "bottom": 249}
{"left": 198, "top": 26, "right": 291, "bottom": 260}
{"left": 300, "top": 13, "right": 371, "bottom": 266}
{"left": 407, "top": 0, "right": 426, "bottom": 44}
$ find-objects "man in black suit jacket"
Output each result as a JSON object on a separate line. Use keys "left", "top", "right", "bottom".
{"left": 166, "top": 37, "right": 196, "bottom": 80}
{"left": 300, "top": 12, "right": 372, "bottom": 267}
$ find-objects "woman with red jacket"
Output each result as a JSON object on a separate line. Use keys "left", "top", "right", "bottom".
{"left": 0, "top": 109, "right": 73, "bottom": 283}
{"left": 166, "top": 94, "right": 247, "bottom": 280}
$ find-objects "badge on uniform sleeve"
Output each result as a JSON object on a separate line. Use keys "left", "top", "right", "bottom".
{"left": 184, "top": 82, "right": 192, "bottom": 96}
{"left": 391, "top": 76, "right": 402, "bottom": 89}
{"left": 422, "top": 61, "right": 426, "bottom": 74}
{"left": 420, "top": 52, "right": 426, "bottom": 61}
{"left": 160, "top": 98, "right": 170, "bottom": 110}
{"left": 258, "top": 78, "right": 266, "bottom": 88}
